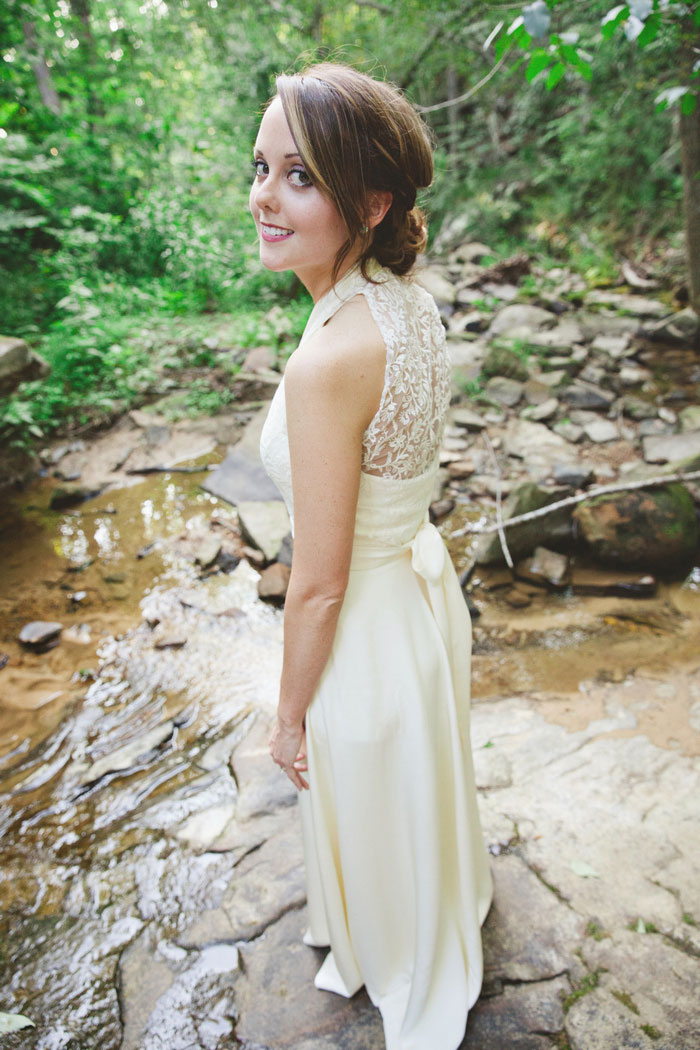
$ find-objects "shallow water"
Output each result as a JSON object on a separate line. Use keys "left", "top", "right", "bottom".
{"left": 1, "top": 455, "right": 699, "bottom": 1046}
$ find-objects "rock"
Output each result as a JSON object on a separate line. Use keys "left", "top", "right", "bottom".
{"left": 679, "top": 405, "right": 700, "bottom": 432}
{"left": 154, "top": 635, "right": 187, "bottom": 650}
{"left": 567, "top": 930, "right": 700, "bottom": 1050}
{"left": 0, "top": 335, "right": 49, "bottom": 397}
{"left": 642, "top": 431, "right": 700, "bottom": 464}
{"left": 552, "top": 421, "right": 584, "bottom": 444}
{"left": 503, "top": 420, "right": 579, "bottom": 481}
{"left": 448, "top": 310, "right": 487, "bottom": 335}
{"left": 79, "top": 721, "right": 175, "bottom": 784}
{"left": 451, "top": 407, "right": 487, "bottom": 431}
{"left": 639, "top": 418, "right": 674, "bottom": 439}
{"left": 234, "top": 908, "right": 384, "bottom": 1050}
{"left": 414, "top": 266, "right": 456, "bottom": 305}
{"left": 522, "top": 379, "right": 552, "bottom": 406}
{"left": 574, "top": 484, "right": 699, "bottom": 568}
{"left": 553, "top": 461, "right": 593, "bottom": 487}
{"left": 445, "top": 337, "right": 485, "bottom": 369}
{"left": 49, "top": 484, "right": 104, "bottom": 509}
{"left": 517, "top": 546, "right": 569, "bottom": 588}
{"left": 658, "top": 406, "right": 677, "bottom": 426}
{"left": 535, "top": 369, "right": 568, "bottom": 389}
{"left": 429, "top": 498, "right": 455, "bottom": 523}
{"left": 231, "top": 714, "right": 297, "bottom": 820}
{"left": 193, "top": 535, "right": 222, "bottom": 569}
{"left": 257, "top": 562, "right": 291, "bottom": 604}
{"left": 468, "top": 978, "right": 570, "bottom": 1050}
{"left": 237, "top": 500, "right": 291, "bottom": 561}
{"left": 18, "top": 620, "right": 63, "bottom": 651}
{"left": 579, "top": 363, "right": 607, "bottom": 386}
{"left": 482, "top": 344, "right": 529, "bottom": 382}
{"left": 489, "top": 303, "right": 556, "bottom": 340}
{"left": 485, "top": 376, "right": 523, "bottom": 407}
{"left": 482, "top": 854, "right": 584, "bottom": 983}
{"left": 522, "top": 398, "right": 558, "bottom": 422}
{"left": 176, "top": 803, "right": 238, "bottom": 851}
{"left": 475, "top": 481, "right": 573, "bottom": 565}
{"left": 526, "top": 320, "right": 585, "bottom": 352}
{"left": 578, "top": 310, "right": 642, "bottom": 341}
{"left": 591, "top": 333, "right": 633, "bottom": 359}
{"left": 560, "top": 381, "right": 616, "bottom": 411}
{"left": 645, "top": 306, "right": 700, "bottom": 344}
{"left": 452, "top": 240, "right": 494, "bottom": 264}
{"left": 619, "top": 364, "right": 652, "bottom": 387}
{"left": 582, "top": 419, "right": 619, "bottom": 443}
{"left": 504, "top": 588, "right": 532, "bottom": 609}
{"left": 584, "top": 291, "right": 669, "bottom": 318}
{"left": 622, "top": 397, "right": 658, "bottom": 421}
{"left": 203, "top": 405, "right": 283, "bottom": 504}
{"left": 243, "top": 345, "right": 276, "bottom": 372}
{"left": 569, "top": 567, "right": 657, "bottom": 597}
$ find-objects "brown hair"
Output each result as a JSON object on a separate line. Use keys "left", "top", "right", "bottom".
{"left": 275, "top": 62, "right": 434, "bottom": 283}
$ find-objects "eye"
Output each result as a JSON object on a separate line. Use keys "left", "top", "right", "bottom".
{"left": 288, "top": 168, "right": 312, "bottom": 188}
{"left": 252, "top": 158, "right": 268, "bottom": 177}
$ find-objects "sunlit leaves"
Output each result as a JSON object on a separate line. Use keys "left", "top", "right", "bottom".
{"left": 522, "top": 0, "right": 551, "bottom": 39}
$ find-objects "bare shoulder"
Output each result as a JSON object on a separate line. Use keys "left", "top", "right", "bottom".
{"left": 284, "top": 294, "right": 386, "bottom": 421}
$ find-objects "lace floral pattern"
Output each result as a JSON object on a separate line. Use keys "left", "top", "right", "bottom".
{"left": 260, "top": 264, "right": 451, "bottom": 520}
{"left": 360, "top": 272, "right": 450, "bottom": 479}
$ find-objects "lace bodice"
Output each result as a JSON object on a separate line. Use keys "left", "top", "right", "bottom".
{"left": 260, "top": 262, "right": 450, "bottom": 524}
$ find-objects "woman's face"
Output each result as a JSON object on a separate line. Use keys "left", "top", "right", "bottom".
{"left": 249, "top": 97, "right": 353, "bottom": 302}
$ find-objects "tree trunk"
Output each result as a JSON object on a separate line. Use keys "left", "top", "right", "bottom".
{"left": 22, "top": 21, "right": 61, "bottom": 115}
{"left": 680, "top": 19, "right": 700, "bottom": 332}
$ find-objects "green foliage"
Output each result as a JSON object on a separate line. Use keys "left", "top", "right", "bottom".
{"left": 0, "top": 0, "right": 691, "bottom": 449}
{"left": 562, "top": 968, "right": 605, "bottom": 1013}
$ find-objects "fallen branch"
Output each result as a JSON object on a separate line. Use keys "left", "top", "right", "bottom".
{"left": 482, "top": 431, "right": 513, "bottom": 568}
{"left": 415, "top": 54, "right": 507, "bottom": 113}
{"left": 450, "top": 469, "right": 700, "bottom": 538}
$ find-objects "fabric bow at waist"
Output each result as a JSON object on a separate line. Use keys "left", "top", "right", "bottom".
{"left": 350, "top": 518, "right": 461, "bottom": 647}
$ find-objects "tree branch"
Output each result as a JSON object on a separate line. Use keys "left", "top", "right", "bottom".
{"left": 450, "top": 470, "right": 700, "bottom": 537}
{"left": 415, "top": 53, "right": 507, "bottom": 113}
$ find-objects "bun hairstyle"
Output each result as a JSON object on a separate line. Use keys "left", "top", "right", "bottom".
{"left": 275, "top": 63, "right": 434, "bottom": 283}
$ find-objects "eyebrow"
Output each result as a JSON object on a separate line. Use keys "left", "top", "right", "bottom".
{"left": 253, "top": 148, "right": 303, "bottom": 160}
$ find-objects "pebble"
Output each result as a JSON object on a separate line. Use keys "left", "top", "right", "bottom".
{"left": 18, "top": 621, "right": 63, "bottom": 650}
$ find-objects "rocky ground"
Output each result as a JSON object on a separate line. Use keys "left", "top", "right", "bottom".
{"left": 2, "top": 238, "right": 700, "bottom": 1049}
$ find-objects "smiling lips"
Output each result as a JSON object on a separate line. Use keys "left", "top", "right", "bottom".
{"left": 261, "top": 222, "right": 294, "bottom": 242}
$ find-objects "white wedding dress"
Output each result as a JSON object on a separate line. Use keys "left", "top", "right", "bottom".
{"left": 260, "top": 261, "right": 493, "bottom": 1050}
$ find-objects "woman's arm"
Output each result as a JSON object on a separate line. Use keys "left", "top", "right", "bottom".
{"left": 269, "top": 296, "right": 386, "bottom": 789}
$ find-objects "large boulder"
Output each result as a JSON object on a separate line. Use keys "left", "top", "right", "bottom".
{"left": 574, "top": 484, "right": 699, "bottom": 569}
{"left": 0, "top": 335, "right": 49, "bottom": 398}
{"left": 474, "top": 481, "right": 573, "bottom": 565}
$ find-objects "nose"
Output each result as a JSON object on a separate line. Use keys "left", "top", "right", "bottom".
{"left": 252, "top": 173, "right": 279, "bottom": 216}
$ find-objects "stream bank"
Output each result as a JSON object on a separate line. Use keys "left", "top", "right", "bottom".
{"left": 2, "top": 243, "right": 700, "bottom": 1048}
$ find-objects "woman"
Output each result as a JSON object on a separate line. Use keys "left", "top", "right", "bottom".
{"left": 255, "top": 63, "right": 493, "bottom": 1050}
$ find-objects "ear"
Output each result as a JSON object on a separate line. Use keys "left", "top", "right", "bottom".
{"left": 365, "top": 191, "right": 393, "bottom": 230}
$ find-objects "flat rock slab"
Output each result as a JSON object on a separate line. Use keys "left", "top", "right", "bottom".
{"left": 584, "top": 291, "right": 668, "bottom": 318}
{"left": 204, "top": 405, "right": 282, "bottom": 504}
{"left": 237, "top": 499, "right": 291, "bottom": 560}
{"left": 642, "top": 430, "right": 700, "bottom": 464}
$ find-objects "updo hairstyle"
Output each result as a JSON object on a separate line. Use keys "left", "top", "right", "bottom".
{"left": 275, "top": 63, "right": 434, "bottom": 283}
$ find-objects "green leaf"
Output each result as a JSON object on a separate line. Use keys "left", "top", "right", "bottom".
{"left": 636, "top": 13, "right": 660, "bottom": 47}
{"left": 0, "top": 1013, "right": 36, "bottom": 1034}
{"left": 601, "top": 5, "right": 629, "bottom": 39}
{"left": 526, "top": 51, "right": 553, "bottom": 82}
{"left": 570, "top": 859, "right": 601, "bottom": 879}
{"left": 681, "top": 92, "right": 698, "bottom": 116}
{"left": 694, "top": 8, "right": 700, "bottom": 27}
{"left": 546, "top": 62, "right": 566, "bottom": 89}
{"left": 636, "top": 917, "right": 646, "bottom": 933}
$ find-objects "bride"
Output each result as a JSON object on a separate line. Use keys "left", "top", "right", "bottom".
{"left": 254, "top": 62, "right": 493, "bottom": 1050}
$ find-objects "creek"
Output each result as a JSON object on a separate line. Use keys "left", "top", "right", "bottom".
{"left": 1, "top": 433, "right": 699, "bottom": 1048}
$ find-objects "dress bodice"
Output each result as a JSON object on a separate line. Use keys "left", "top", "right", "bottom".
{"left": 259, "top": 262, "right": 450, "bottom": 544}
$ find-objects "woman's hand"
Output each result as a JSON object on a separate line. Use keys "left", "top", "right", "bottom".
{"left": 269, "top": 718, "right": 309, "bottom": 791}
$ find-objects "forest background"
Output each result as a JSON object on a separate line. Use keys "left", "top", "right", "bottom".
{"left": 1, "top": 0, "right": 698, "bottom": 449}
